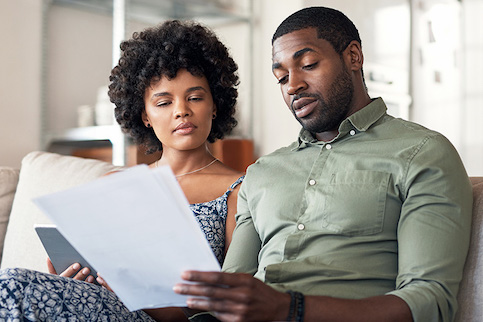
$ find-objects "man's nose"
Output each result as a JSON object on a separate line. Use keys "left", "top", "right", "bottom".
{"left": 286, "top": 75, "right": 307, "bottom": 96}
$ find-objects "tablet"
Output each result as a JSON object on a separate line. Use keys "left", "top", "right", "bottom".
{"left": 34, "top": 224, "right": 99, "bottom": 282}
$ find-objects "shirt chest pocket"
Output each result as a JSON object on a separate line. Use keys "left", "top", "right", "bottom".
{"left": 320, "top": 170, "right": 391, "bottom": 236}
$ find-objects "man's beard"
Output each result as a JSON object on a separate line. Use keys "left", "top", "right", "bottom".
{"left": 293, "top": 67, "right": 354, "bottom": 134}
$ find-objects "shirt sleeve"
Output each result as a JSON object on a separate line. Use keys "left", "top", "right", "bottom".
{"left": 221, "top": 174, "right": 261, "bottom": 275}
{"left": 387, "top": 134, "right": 473, "bottom": 322}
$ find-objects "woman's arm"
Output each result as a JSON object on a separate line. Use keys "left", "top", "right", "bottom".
{"left": 224, "top": 183, "right": 241, "bottom": 252}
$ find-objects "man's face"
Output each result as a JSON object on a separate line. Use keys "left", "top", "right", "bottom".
{"left": 272, "top": 28, "right": 354, "bottom": 137}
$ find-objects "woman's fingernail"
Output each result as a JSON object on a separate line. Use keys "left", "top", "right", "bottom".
{"left": 73, "top": 263, "right": 80, "bottom": 270}
{"left": 82, "top": 268, "right": 89, "bottom": 274}
{"left": 173, "top": 285, "right": 181, "bottom": 293}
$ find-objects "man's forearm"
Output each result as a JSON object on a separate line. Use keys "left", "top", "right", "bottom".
{"left": 303, "top": 294, "right": 412, "bottom": 322}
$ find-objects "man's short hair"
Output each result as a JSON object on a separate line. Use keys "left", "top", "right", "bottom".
{"left": 272, "top": 6, "right": 362, "bottom": 55}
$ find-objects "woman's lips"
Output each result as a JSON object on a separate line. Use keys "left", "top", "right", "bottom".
{"left": 174, "top": 122, "right": 196, "bottom": 134}
{"left": 292, "top": 97, "right": 317, "bottom": 118}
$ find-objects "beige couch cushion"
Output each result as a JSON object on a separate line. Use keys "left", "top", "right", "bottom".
{"left": 0, "top": 167, "right": 20, "bottom": 261}
{"left": 455, "top": 177, "right": 483, "bottom": 322}
{"left": 0, "top": 151, "right": 119, "bottom": 272}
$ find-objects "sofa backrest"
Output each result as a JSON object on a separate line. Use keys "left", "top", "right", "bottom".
{"left": 0, "top": 152, "right": 482, "bottom": 320}
{"left": 0, "top": 151, "right": 120, "bottom": 272}
{"left": 455, "top": 177, "right": 483, "bottom": 321}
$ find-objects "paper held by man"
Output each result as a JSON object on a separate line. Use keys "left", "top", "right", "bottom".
{"left": 33, "top": 165, "right": 221, "bottom": 311}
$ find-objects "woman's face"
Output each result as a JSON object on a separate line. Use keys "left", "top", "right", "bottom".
{"left": 143, "top": 69, "right": 216, "bottom": 152}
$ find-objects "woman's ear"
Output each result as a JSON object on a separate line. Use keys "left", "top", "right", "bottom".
{"left": 212, "top": 105, "right": 217, "bottom": 119}
{"left": 142, "top": 111, "right": 151, "bottom": 128}
{"left": 344, "top": 40, "right": 363, "bottom": 71}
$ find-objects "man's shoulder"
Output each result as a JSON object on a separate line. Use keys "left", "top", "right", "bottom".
{"left": 243, "top": 142, "right": 299, "bottom": 178}
{"left": 377, "top": 115, "right": 448, "bottom": 143}
{"left": 254, "top": 142, "right": 298, "bottom": 163}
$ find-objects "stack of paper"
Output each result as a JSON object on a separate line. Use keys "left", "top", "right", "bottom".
{"left": 34, "top": 165, "right": 220, "bottom": 311}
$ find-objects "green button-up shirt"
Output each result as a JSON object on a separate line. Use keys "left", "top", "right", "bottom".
{"left": 223, "top": 98, "right": 472, "bottom": 322}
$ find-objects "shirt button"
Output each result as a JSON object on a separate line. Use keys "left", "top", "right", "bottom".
{"left": 326, "top": 144, "right": 332, "bottom": 150}
{"left": 309, "top": 179, "right": 316, "bottom": 186}
{"left": 350, "top": 130, "right": 356, "bottom": 136}
{"left": 297, "top": 223, "right": 305, "bottom": 230}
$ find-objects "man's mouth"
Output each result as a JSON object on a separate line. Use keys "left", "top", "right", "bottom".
{"left": 291, "top": 96, "right": 318, "bottom": 118}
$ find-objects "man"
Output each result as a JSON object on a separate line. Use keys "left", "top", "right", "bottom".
{"left": 174, "top": 7, "right": 472, "bottom": 322}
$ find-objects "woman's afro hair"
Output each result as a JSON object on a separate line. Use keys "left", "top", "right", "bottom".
{"left": 108, "top": 20, "right": 239, "bottom": 153}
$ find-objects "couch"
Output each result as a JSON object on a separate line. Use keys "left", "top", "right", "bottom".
{"left": 0, "top": 151, "right": 481, "bottom": 321}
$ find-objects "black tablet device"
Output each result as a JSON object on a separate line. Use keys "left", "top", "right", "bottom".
{"left": 34, "top": 224, "right": 99, "bottom": 282}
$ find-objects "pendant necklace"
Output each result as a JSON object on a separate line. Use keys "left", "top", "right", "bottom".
{"left": 156, "top": 158, "right": 218, "bottom": 178}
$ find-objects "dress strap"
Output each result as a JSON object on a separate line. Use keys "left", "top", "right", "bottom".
{"left": 224, "top": 175, "right": 245, "bottom": 197}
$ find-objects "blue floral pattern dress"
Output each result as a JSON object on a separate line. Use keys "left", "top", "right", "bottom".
{"left": 0, "top": 176, "right": 244, "bottom": 321}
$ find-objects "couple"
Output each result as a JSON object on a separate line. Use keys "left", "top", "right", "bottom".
{"left": 0, "top": 6, "right": 472, "bottom": 322}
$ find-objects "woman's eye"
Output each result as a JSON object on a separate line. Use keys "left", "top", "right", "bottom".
{"left": 156, "top": 101, "right": 170, "bottom": 107}
{"left": 188, "top": 96, "right": 203, "bottom": 102}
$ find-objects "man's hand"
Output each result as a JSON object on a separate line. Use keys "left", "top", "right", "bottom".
{"left": 173, "top": 271, "right": 290, "bottom": 322}
{"left": 46, "top": 258, "right": 96, "bottom": 283}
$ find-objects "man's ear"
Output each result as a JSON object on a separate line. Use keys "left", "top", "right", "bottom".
{"left": 344, "top": 40, "right": 363, "bottom": 71}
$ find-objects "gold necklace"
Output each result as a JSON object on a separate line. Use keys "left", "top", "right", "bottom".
{"left": 156, "top": 158, "right": 218, "bottom": 178}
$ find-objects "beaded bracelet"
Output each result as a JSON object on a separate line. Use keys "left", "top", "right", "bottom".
{"left": 286, "top": 290, "right": 305, "bottom": 321}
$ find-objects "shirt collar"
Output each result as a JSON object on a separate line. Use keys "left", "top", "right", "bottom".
{"left": 294, "top": 97, "right": 388, "bottom": 150}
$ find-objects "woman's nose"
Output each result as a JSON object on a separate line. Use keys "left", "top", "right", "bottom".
{"left": 174, "top": 102, "right": 192, "bottom": 118}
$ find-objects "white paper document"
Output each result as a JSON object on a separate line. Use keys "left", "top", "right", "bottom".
{"left": 33, "top": 165, "right": 221, "bottom": 311}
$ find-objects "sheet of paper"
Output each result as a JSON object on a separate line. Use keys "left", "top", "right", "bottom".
{"left": 33, "top": 164, "right": 220, "bottom": 311}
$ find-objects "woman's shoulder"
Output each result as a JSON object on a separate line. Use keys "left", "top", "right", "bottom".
{"left": 214, "top": 163, "right": 245, "bottom": 188}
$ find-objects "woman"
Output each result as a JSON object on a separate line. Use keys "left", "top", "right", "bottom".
{"left": 0, "top": 20, "right": 243, "bottom": 321}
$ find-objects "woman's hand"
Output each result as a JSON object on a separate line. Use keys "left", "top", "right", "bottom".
{"left": 96, "top": 273, "right": 114, "bottom": 292}
{"left": 46, "top": 257, "right": 96, "bottom": 283}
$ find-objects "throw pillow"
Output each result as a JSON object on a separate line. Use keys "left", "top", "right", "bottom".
{"left": 0, "top": 151, "right": 119, "bottom": 272}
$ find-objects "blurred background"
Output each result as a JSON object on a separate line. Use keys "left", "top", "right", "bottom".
{"left": 1, "top": 0, "right": 482, "bottom": 175}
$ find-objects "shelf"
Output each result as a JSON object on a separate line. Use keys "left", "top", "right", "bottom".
{"left": 52, "top": 0, "right": 251, "bottom": 26}
{"left": 45, "top": 125, "right": 128, "bottom": 166}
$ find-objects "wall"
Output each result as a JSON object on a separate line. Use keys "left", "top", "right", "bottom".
{"left": 0, "top": 0, "right": 43, "bottom": 168}
{"left": 251, "top": 0, "right": 304, "bottom": 157}
{"left": 461, "top": 0, "right": 483, "bottom": 176}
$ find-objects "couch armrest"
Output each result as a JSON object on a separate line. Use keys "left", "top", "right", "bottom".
{"left": 0, "top": 167, "right": 20, "bottom": 261}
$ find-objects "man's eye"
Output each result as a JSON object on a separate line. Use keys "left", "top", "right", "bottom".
{"left": 277, "top": 76, "right": 288, "bottom": 85}
{"left": 303, "top": 62, "right": 318, "bottom": 70}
